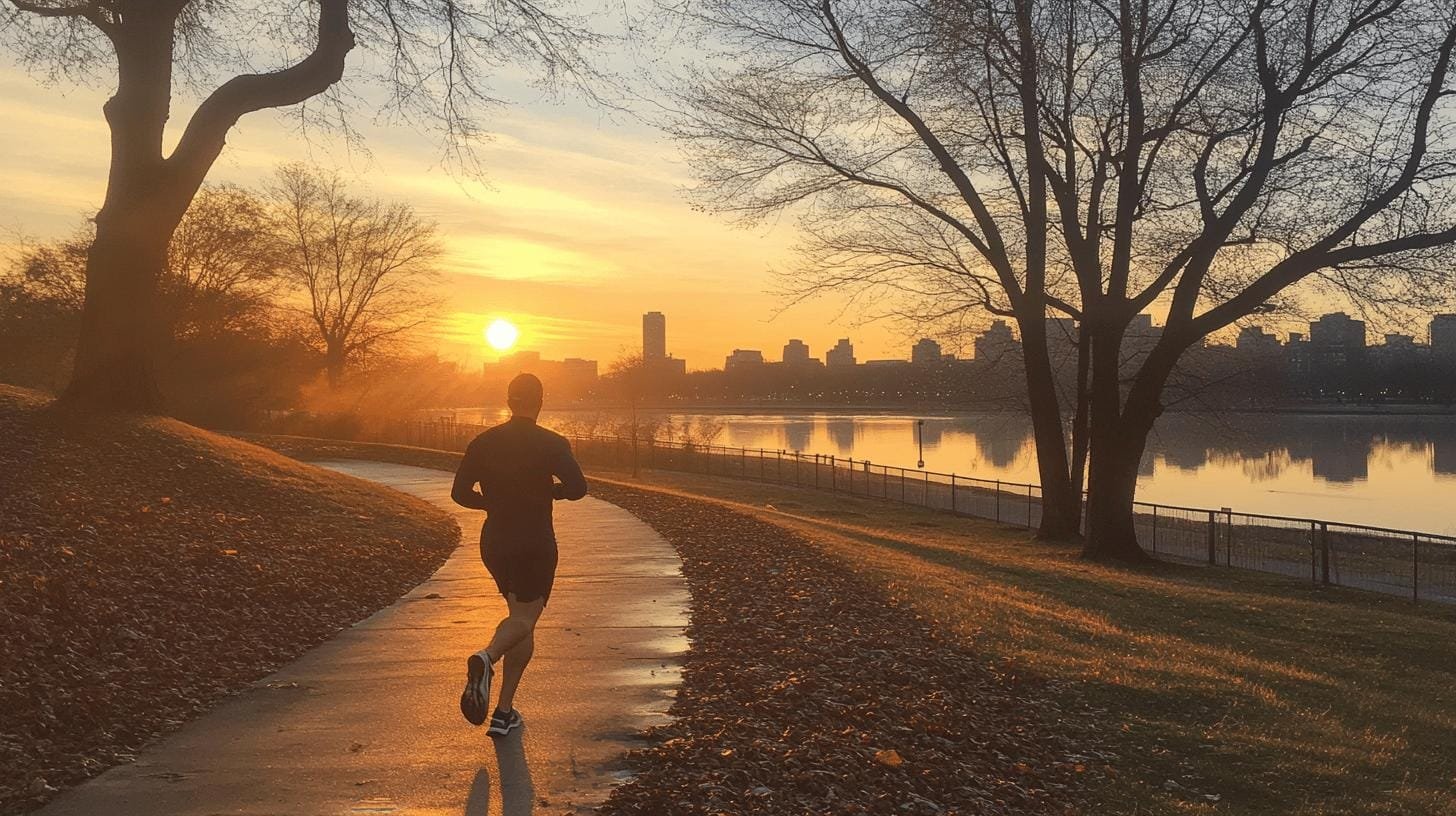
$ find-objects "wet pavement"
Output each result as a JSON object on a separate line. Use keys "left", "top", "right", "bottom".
{"left": 35, "top": 460, "right": 688, "bottom": 816}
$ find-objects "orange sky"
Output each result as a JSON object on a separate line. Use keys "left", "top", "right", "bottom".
{"left": 0, "top": 63, "right": 928, "bottom": 372}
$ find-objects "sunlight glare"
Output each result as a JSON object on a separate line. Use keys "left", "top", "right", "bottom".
{"left": 485, "top": 318, "right": 519, "bottom": 351}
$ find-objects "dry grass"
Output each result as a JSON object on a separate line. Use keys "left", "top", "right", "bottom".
{"left": 596, "top": 470, "right": 1456, "bottom": 816}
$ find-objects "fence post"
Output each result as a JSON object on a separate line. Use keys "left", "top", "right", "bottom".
{"left": 1309, "top": 521, "right": 1318, "bottom": 584}
{"left": 1412, "top": 533, "right": 1420, "bottom": 603}
{"left": 1225, "top": 508, "right": 1234, "bottom": 567}
{"left": 900, "top": 468, "right": 907, "bottom": 502}
{"left": 1207, "top": 511, "right": 1217, "bottom": 565}
{"left": 995, "top": 480, "right": 1002, "bottom": 523}
{"left": 830, "top": 456, "right": 836, "bottom": 491}
{"left": 1319, "top": 522, "right": 1330, "bottom": 585}
{"left": 951, "top": 474, "right": 957, "bottom": 514}
{"left": 1151, "top": 505, "right": 1159, "bottom": 554}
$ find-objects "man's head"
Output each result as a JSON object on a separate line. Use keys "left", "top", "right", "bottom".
{"left": 507, "top": 373, "right": 544, "bottom": 419}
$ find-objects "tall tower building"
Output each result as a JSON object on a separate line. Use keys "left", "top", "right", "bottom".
{"left": 642, "top": 311, "right": 667, "bottom": 361}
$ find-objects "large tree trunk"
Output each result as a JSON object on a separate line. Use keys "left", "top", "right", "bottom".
{"left": 64, "top": 215, "right": 169, "bottom": 410}
{"left": 1018, "top": 313, "right": 1081, "bottom": 540}
{"left": 1082, "top": 328, "right": 1169, "bottom": 563}
{"left": 1082, "top": 419, "right": 1152, "bottom": 562}
{"left": 61, "top": 16, "right": 180, "bottom": 412}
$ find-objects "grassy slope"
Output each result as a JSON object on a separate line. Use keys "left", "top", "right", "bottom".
{"left": 613, "top": 471, "right": 1456, "bottom": 816}
{"left": 247, "top": 436, "right": 1456, "bottom": 816}
{"left": 0, "top": 388, "right": 460, "bottom": 813}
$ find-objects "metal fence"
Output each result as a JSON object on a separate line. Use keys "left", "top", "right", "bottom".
{"left": 386, "top": 417, "right": 1456, "bottom": 606}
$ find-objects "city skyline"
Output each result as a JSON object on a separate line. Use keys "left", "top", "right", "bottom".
{"left": 483, "top": 308, "right": 1456, "bottom": 375}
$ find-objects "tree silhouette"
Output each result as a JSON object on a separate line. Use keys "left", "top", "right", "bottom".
{"left": 269, "top": 163, "right": 440, "bottom": 387}
{"left": 671, "top": 0, "right": 1456, "bottom": 559}
{"left": 3, "top": 0, "right": 595, "bottom": 411}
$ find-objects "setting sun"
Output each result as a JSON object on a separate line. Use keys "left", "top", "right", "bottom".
{"left": 485, "top": 318, "right": 519, "bottom": 351}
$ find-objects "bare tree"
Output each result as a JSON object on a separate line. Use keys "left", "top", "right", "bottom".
{"left": 6, "top": 184, "right": 285, "bottom": 334}
{"left": 166, "top": 184, "right": 284, "bottom": 339}
{"left": 270, "top": 163, "right": 440, "bottom": 387}
{"left": 605, "top": 351, "right": 648, "bottom": 476}
{"left": 2, "top": 0, "right": 596, "bottom": 411}
{"left": 669, "top": 0, "right": 1456, "bottom": 559}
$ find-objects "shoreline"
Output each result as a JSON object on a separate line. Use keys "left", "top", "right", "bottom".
{"left": 420, "top": 402, "right": 1456, "bottom": 418}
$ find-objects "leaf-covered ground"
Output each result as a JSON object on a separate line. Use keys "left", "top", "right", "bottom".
{"left": 589, "top": 482, "right": 1106, "bottom": 816}
{"left": 0, "top": 387, "right": 460, "bottom": 814}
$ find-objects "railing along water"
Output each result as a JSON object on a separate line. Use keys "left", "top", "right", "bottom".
{"left": 388, "top": 417, "right": 1456, "bottom": 606}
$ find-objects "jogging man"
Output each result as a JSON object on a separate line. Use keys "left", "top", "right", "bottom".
{"left": 452, "top": 373, "right": 588, "bottom": 736}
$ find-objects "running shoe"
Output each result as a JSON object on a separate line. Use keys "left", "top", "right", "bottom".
{"left": 460, "top": 651, "right": 493, "bottom": 726}
{"left": 487, "top": 708, "right": 523, "bottom": 737}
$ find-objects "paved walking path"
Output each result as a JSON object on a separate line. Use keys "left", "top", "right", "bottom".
{"left": 37, "top": 461, "right": 688, "bottom": 816}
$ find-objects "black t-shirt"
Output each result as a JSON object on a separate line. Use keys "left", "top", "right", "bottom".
{"left": 451, "top": 415, "right": 588, "bottom": 547}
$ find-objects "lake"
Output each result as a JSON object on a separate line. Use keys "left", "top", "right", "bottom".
{"left": 430, "top": 408, "right": 1456, "bottom": 535}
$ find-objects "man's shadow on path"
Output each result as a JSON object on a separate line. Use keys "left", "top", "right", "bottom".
{"left": 463, "top": 728, "right": 536, "bottom": 816}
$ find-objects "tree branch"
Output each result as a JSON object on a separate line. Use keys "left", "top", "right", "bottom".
{"left": 166, "top": 0, "right": 354, "bottom": 194}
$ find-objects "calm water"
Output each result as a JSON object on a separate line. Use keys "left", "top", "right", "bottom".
{"left": 438, "top": 408, "right": 1456, "bottom": 535}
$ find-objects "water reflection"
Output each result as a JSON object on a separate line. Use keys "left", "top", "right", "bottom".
{"left": 532, "top": 410, "right": 1455, "bottom": 534}
{"left": 784, "top": 419, "right": 813, "bottom": 453}
{"left": 826, "top": 418, "right": 855, "bottom": 455}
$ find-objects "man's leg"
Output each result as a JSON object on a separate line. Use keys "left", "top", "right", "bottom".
{"left": 496, "top": 631, "right": 534, "bottom": 713}
{"left": 483, "top": 593, "right": 545, "bottom": 674}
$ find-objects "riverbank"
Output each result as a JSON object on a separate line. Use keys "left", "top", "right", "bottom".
{"left": 0, "top": 388, "right": 460, "bottom": 814}
{"left": 602, "top": 470, "right": 1456, "bottom": 816}
{"left": 419, "top": 401, "right": 1456, "bottom": 418}
{"left": 244, "top": 434, "right": 1456, "bottom": 814}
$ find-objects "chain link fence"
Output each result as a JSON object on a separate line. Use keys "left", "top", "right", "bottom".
{"left": 386, "top": 417, "right": 1456, "bottom": 605}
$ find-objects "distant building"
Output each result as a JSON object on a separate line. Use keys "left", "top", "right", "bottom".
{"left": 1236, "top": 326, "right": 1281, "bottom": 353}
{"left": 560, "top": 357, "right": 599, "bottom": 379}
{"left": 642, "top": 311, "right": 667, "bottom": 361}
{"left": 782, "top": 339, "right": 812, "bottom": 365}
{"left": 483, "top": 350, "right": 599, "bottom": 394}
{"left": 974, "top": 320, "right": 1019, "bottom": 362}
{"left": 1432, "top": 314, "right": 1456, "bottom": 358}
{"left": 1310, "top": 312, "right": 1366, "bottom": 349}
{"left": 652, "top": 357, "right": 688, "bottom": 377}
{"left": 911, "top": 338, "right": 943, "bottom": 364}
{"left": 725, "top": 349, "right": 765, "bottom": 370}
{"left": 1308, "top": 312, "right": 1368, "bottom": 395}
{"left": 1124, "top": 313, "right": 1162, "bottom": 367}
{"left": 826, "top": 338, "right": 856, "bottom": 367}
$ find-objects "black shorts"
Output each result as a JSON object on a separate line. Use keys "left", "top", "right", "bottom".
{"left": 480, "top": 533, "right": 558, "bottom": 605}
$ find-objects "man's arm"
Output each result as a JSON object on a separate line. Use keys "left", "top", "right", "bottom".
{"left": 552, "top": 439, "right": 588, "bottom": 501}
{"left": 451, "top": 441, "right": 490, "bottom": 510}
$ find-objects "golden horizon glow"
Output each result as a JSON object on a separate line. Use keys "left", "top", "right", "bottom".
{"left": 485, "top": 318, "right": 520, "bottom": 351}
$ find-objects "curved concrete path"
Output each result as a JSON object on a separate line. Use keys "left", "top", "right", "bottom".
{"left": 36, "top": 460, "right": 688, "bottom": 816}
